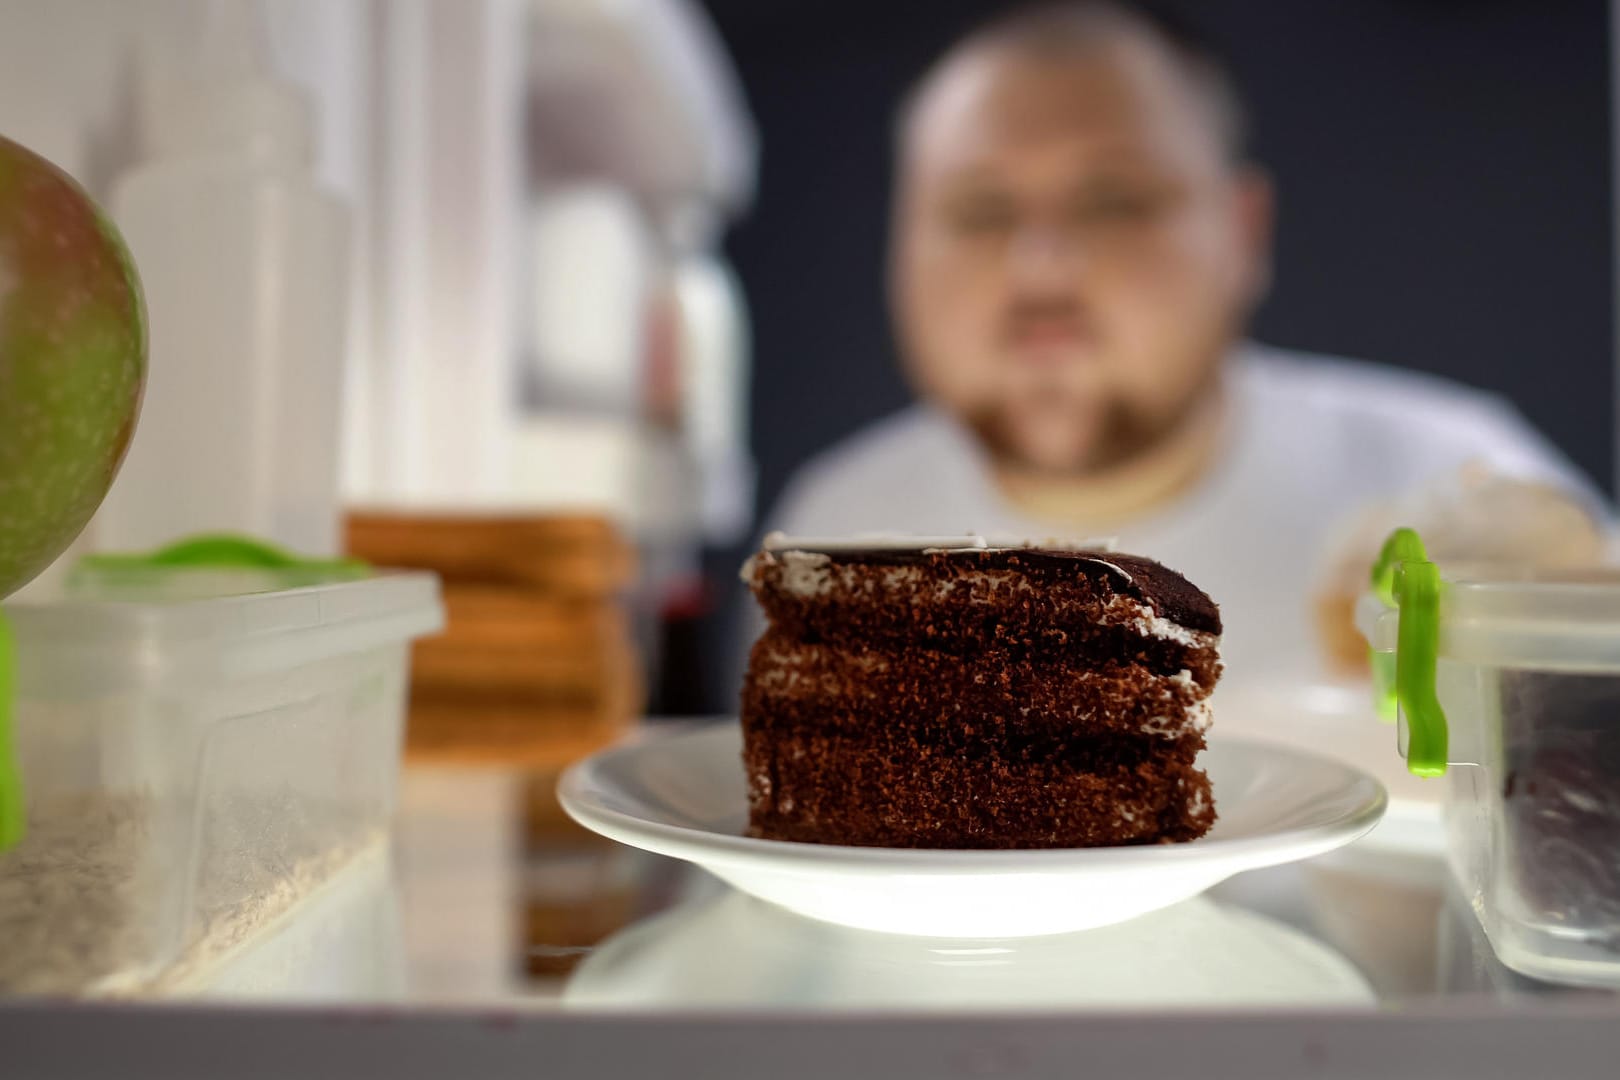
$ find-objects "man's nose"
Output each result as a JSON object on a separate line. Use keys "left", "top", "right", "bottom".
{"left": 1007, "top": 221, "right": 1083, "bottom": 291}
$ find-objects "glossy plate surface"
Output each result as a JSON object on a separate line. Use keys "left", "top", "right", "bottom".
{"left": 559, "top": 722, "right": 1388, "bottom": 937}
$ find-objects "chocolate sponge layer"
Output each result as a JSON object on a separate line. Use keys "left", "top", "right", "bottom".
{"left": 747, "top": 631, "right": 1214, "bottom": 742}
{"left": 744, "top": 723, "right": 1214, "bottom": 849}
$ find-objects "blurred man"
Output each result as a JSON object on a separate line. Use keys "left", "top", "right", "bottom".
{"left": 756, "top": 1, "right": 1602, "bottom": 682}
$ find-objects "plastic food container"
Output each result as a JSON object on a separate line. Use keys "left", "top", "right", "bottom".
{"left": 0, "top": 568, "right": 442, "bottom": 995}
{"left": 1360, "top": 530, "right": 1620, "bottom": 987}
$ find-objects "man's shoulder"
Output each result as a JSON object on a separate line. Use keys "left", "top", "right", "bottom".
{"left": 1238, "top": 344, "right": 1546, "bottom": 456}
{"left": 765, "top": 406, "right": 972, "bottom": 532}
{"left": 1238, "top": 343, "right": 1585, "bottom": 489}
{"left": 789, "top": 405, "right": 960, "bottom": 484}
{"left": 1241, "top": 344, "right": 1510, "bottom": 423}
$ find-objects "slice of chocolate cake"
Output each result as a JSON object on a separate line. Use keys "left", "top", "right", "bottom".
{"left": 739, "top": 535, "right": 1221, "bottom": 849}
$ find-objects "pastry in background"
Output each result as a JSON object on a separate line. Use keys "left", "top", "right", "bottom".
{"left": 1313, "top": 468, "right": 1607, "bottom": 675}
{"left": 347, "top": 512, "right": 641, "bottom": 766}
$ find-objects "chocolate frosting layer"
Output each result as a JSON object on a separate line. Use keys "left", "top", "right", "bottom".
{"left": 760, "top": 546, "right": 1220, "bottom": 636}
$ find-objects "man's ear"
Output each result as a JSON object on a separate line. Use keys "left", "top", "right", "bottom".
{"left": 1234, "top": 165, "right": 1275, "bottom": 304}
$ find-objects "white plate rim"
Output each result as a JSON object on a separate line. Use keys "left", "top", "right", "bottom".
{"left": 557, "top": 723, "right": 1389, "bottom": 876}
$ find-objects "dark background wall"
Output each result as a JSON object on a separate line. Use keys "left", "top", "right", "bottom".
{"left": 677, "top": 0, "right": 1615, "bottom": 712}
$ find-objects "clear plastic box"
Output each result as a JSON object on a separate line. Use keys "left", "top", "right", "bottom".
{"left": 1360, "top": 565, "right": 1620, "bottom": 987}
{"left": 0, "top": 570, "right": 442, "bottom": 995}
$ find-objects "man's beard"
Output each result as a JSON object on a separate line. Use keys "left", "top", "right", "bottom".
{"left": 961, "top": 381, "right": 1209, "bottom": 478}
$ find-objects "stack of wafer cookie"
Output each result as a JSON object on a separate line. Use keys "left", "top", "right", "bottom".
{"left": 348, "top": 512, "right": 640, "bottom": 766}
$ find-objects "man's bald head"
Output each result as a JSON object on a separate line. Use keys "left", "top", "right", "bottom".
{"left": 901, "top": 3, "right": 1249, "bottom": 171}
{"left": 889, "top": 1, "right": 1272, "bottom": 478}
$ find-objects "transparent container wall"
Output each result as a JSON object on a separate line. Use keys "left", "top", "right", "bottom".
{"left": 172, "top": 644, "right": 409, "bottom": 988}
{"left": 0, "top": 641, "right": 411, "bottom": 996}
{"left": 0, "top": 690, "right": 198, "bottom": 995}
{"left": 1438, "top": 662, "right": 1620, "bottom": 987}
{"left": 0, "top": 573, "right": 439, "bottom": 996}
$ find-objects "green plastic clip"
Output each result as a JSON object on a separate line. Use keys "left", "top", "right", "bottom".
{"left": 0, "top": 608, "right": 22, "bottom": 852}
{"left": 1369, "top": 528, "right": 1448, "bottom": 777}
{"left": 77, "top": 534, "right": 368, "bottom": 576}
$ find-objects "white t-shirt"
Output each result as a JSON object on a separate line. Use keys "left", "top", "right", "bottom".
{"left": 753, "top": 343, "right": 1598, "bottom": 685}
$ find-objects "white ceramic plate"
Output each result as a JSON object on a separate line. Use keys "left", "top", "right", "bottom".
{"left": 1210, "top": 681, "right": 1445, "bottom": 865}
{"left": 558, "top": 723, "right": 1388, "bottom": 938}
